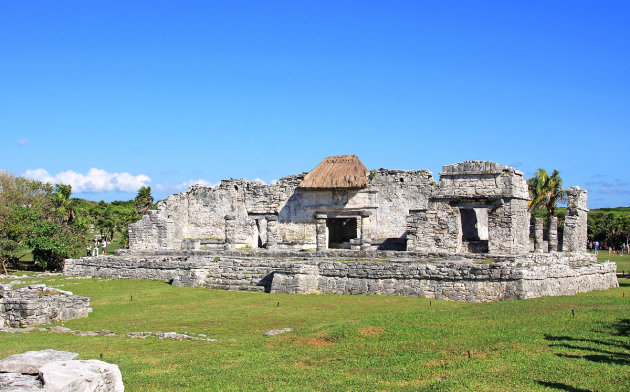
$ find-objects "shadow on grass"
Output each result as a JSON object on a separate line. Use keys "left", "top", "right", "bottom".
{"left": 544, "top": 319, "right": 630, "bottom": 367}
{"left": 534, "top": 381, "right": 592, "bottom": 392}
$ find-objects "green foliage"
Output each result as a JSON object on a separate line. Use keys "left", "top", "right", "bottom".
{"left": 588, "top": 207, "right": 630, "bottom": 246}
{"left": 527, "top": 168, "right": 566, "bottom": 218}
{"left": 1, "top": 173, "right": 153, "bottom": 272}
{"left": 134, "top": 185, "right": 154, "bottom": 216}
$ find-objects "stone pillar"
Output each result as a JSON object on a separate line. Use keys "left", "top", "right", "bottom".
{"left": 266, "top": 215, "right": 278, "bottom": 250}
{"left": 548, "top": 216, "right": 558, "bottom": 252}
{"left": 563, "top": 187, "right": 588, "bottom": 252}
{"left": 315, "top": 214, "right": 327, "bottom": 252}
{"left": 534, "top": 217, "right": 544, "bottom": 252}
{"left": 224, "top": 215, "right": 236, "bottom": 250}
{"left": 360, "top": 211, "right": 371, "bottom": 250}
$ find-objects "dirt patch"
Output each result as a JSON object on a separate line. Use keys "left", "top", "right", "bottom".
{"left": 425, "top": 359, "right": 447, "bottom": 367}
{"left": 359, "top": 326, "right": 385, "bottom": 336}
{"left": 462, "top": 350, "right": 488, "bottom": 359}
{"left": 295, "top": 334, "right": 334, "bottom": 348}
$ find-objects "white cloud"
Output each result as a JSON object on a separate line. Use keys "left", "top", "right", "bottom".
{"left": 16, "top": 139, "right": 29, "bottom": 146}
{"left": 24, "top": 168, "right": 151, "bottom": 193}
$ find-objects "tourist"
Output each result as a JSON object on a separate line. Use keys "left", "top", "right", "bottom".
{"left": 101, "top": 238, "right": 107, "bottom": 255}
{"left": 86, "top": 244, "right": 91, "bottom": 257}
{"left": 594, "top": 241, "right": 599, "bottom": 255}
{"left": 92, "top": 239, "right": 99, "bottom": 256}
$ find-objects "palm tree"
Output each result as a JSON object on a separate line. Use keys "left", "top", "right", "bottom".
{"left": 51, "top": 184, "right": 74, "bottom": 224}
{"left": 527, "top": 169, "right": 566, "bottom": 219}
{"left": 134, "top": 186, "right": 154, "bottom": 216}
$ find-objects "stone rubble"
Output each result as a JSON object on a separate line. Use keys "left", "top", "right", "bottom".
{"left": 263, "top": 328, "right": 292, "bottom": 337}
{"left": 0, "top": 324, "right": 226, "bottom": 342}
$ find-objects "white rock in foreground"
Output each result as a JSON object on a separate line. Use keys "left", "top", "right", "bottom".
{"left": 0, "top": 349, "right": 79, "bottom": 374}
{"left": 39, "top": 360, "right": 124, "bottom": 392}
{"left": 0, "top": 372, "right": 43, "bottom": 391}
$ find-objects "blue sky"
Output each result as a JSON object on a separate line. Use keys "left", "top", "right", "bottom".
{"left": 1, "top": 1, "right": 628, "bottom": 208}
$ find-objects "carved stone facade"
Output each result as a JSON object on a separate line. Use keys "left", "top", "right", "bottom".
{"left": 407, "top": 161, "right": 530, "bottom": 254}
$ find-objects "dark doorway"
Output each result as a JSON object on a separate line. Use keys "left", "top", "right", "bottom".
{"left": 326, "top": 218, "right": 357, "bottom": 249}
{"left": 460, "top": 208, "right": 489, "bottom": 253}
{"left": 461, "top": 209, "right": 480, "bottom": 241}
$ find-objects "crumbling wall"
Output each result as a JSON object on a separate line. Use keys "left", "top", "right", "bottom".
{"left": 128, "top": 210, "right": 175, "bottom": 250}
{"left": 0, "top": 284, "right": 91, "bottom": 328}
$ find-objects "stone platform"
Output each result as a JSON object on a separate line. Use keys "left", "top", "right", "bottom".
{"left": 63, "top": 250, "right": 618, "bottom": 302}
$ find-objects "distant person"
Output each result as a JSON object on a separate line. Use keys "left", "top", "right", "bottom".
{"left": 92, "top": 239, "right": 99, "bottom": 256}
{"left": 594, "top": 241, "right": 599, "bottom": 255}
{"left": 101, "top": 238, "right": 107, "bottom": 255}
{"left": 609, "top": 245, "right": 613, "bottom": 255}
{"left": 86, "top": 244, "right": 92, "bottom": 257}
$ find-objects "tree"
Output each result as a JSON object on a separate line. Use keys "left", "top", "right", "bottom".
{"left": 51, "top": 183, "right": 75, "bottom": 224}
{"left": 0, "top": 173, "right": 89, "bottom": 273}
{"left": 527, "top": 169, "right": 567, "bottom": 219}
{"left": 134, "top": 186, "right": 154, "bottom": 216}
{"left": 0, "top": 172, "right": 50, "bottom": 274}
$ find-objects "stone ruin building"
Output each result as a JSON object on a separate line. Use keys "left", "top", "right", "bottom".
{"left": 64, "top": 155, "right": 618, "bottom": 302}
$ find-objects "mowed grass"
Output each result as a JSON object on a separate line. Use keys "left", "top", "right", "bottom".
{"left": 1, "top": 261, "right": 629, "bottom": 391}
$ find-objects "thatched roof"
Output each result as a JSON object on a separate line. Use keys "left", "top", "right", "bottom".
{"left": 298, "top": 155, "right": 369, "bottom": 189}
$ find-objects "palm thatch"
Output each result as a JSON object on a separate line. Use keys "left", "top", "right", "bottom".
{"left": 298, "top": 155, "right": 369, "bottom": 189}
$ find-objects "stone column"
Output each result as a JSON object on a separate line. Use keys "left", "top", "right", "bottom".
{"left": 266, "top": 215, "right": 278, "bottom": 251}
{"left": 548, "top": 216, "right": 558, "bottom": 252}
{"left": 563, "top": 187, "right": 588, "bottom": 252}
{"left": 315, "top": 214, "right": 327, "bottom": 252}
{"left": 360, "top": 211, "right": 371, "bottom": 251}
{"left": 224, "top": 215, "right": 236, "bottom": 250}
{"left": 534, "top": 217, "right": 544, "bottom": 252}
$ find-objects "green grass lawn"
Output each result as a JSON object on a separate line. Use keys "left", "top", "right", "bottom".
{"left": 1, "top": 267, "right": 629, "bottom": 391}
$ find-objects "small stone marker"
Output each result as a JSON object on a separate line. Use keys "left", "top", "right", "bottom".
{"left": 263, "top": 328, "right": 292, "bottom": 337}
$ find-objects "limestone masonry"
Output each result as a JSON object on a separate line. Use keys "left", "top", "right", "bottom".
{"left": 0, "top": 284, "right": 92, "bottom": 328}
{"left": 66, "top": 156, "right": 618, "bottom": 302}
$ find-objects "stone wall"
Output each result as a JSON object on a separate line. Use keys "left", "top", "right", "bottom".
{"left": 0, "top": 284, "right": 92, "bottom": 328}
{"left": 131, "top": 169, "right": 434, "bottom": 251}
{"left": 63, "top": 251, "right": 617, "bottom": 302}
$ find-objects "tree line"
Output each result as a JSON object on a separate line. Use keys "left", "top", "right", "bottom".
{"left": 587, "top": 207, "right": 630, "bottom": 248}
{"left": 0, "top": 171, "right": 153, "bottom": 273}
